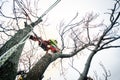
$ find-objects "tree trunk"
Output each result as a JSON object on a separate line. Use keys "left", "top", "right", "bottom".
{"left": 0, "top": 44, "right": 25, "bottom": 80}
{"left": 78, "top": 52, "right": 96, "bottom": 80}
{"left": 0, "top": 26, "right": 32, "bottom": 80}
{"left": 25, "top": 54, "right": 53, "bottom": 80}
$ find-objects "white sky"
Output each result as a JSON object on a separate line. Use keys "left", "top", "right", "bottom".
{"left": 0, "top": 0, "right": 120, "bottom": 80}
{"left": 41, "top": 0, "right": 120, "bottom": 80}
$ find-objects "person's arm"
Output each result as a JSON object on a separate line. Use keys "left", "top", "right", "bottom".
{"left": 29, "top": 35, "right": 37, "bottom": 41}
{"left": 29, "top": 35, "right": 43, "bottom": 42}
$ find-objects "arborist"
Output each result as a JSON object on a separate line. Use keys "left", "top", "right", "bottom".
{"left": 29, "top": 35, "right": 60, "bottom": 54}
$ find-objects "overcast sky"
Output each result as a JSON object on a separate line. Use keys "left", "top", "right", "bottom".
{"left": 0, "top": 0, "right": 120, "bottom": 80}
{"left": 41, "top": 0, "right": 120, "bottom": 80}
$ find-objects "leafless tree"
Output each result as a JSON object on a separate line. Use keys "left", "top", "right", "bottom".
{"left": 0, "top": 0, "right": 43, "bottom": 80}
{"left": 0, "top": 0, "right": 119, "bottom": 80}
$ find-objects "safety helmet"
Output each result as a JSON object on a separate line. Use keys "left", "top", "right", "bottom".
{"left": 49, "top": 39, "right": 57, "bottom": 46}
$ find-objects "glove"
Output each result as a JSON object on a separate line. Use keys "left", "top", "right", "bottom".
{"left": 29, "top": 35, "right": 34, "bottom": 39}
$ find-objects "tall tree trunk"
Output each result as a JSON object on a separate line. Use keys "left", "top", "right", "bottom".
{"left": 0, "top": 44, "right": 25, "bottom": 80}
{"left": 78, "top": 51, "right": 96, "bottom": 80}
{"left": 0, "top": 26, "right": 32, "bottom": 80}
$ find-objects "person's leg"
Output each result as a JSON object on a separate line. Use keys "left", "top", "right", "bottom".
{"left": 49, "top": 46, "right": 58, "bottom": 53}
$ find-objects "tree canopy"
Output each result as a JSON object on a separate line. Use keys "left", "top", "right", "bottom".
{"left": 0, "top": 0, "right": 120, "bottom": 80}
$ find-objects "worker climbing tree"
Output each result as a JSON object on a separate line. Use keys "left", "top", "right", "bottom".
{"left": 29, "top": 35, "right": 60, "bottom": 54}
{"left": 0, "top": 0, "right": 61, "bottom": 80}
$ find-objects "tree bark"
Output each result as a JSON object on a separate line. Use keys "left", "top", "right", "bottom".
{"left": 0, "top": 26, "right": 32, "bottom": 80}
{"left": 78, "top": 44, "right": 98, "bottom": 80}
{"left": 78, "top": 52, "right": 95, "bottom": 80}
{"left": 0, "top": 44, "right": 25, "bottom": 80}
{"left": 0, "top": 14, "right": 42, "bottom": 80}
{"left": 25, "top": 54, "right": 53, "bottom": 80}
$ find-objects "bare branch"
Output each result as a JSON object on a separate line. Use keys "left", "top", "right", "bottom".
{"left": 61, "top": 13, "right": 79, "bottom": 35}
{"left": 59, "top": 44, "right": 89, "bottom": 58}
{"left": 13, "top": 0, "right": 20, "bottom": 29}
{"left": 99, "top": 62, "right": 111, "bottom": 80}
{"left": 84, "top": 13, "right": 99, "bottom": 43}
{"left": 100, "top": 45, "right": 120, "bottom": 50}
{"left": 0, "top": 10, "right": 25, "bottom": 19}
{"left": 99, "top": 36, "right": 120, "bottom": 50}
{"left": 104, "top": 3, "right": 120, "bottom": 37}
{"left": 94, "top": 0, "right": 120, "bottom": 52}
{"left": 69, "top": 63, "right": 81, "bottom": 76}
